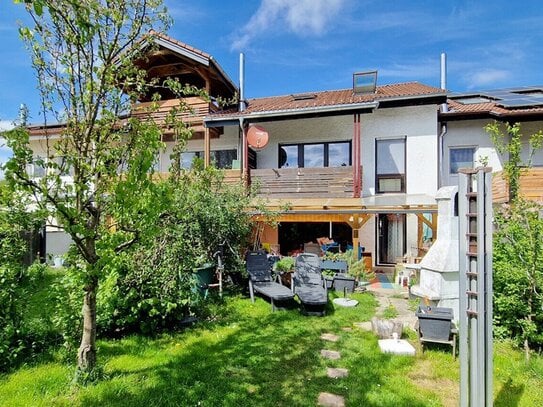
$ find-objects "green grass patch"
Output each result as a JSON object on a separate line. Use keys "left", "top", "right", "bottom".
{"left": 1, "top": 291, "right": 543, "bottom": 406}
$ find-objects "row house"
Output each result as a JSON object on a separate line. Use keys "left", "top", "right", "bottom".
{"left": 27, "top": 33, "right": 543, "bottom": 267}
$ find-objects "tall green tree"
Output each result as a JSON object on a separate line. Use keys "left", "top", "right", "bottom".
{"left": 4, "top": 0, "right": 194, "bottom": 375}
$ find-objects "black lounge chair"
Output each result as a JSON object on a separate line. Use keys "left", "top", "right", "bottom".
{"left": 293, "top": 253, "right": 328, "bottom": 316}
{"left": 246, "top": 250, "right": 295, "bottom": 312}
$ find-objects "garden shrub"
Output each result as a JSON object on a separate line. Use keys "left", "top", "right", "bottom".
{"left": 493, "top": 199, "right": 543, "bottom": 355}
{"left": 69, "top": 167, "right": 261, "bottom": 337}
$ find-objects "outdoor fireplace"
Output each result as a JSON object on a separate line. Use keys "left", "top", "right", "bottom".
{"left": 410, "top": 186, "right": 460, "bottom": 320}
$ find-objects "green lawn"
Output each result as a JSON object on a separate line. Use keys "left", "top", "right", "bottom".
{"left": 1, "top": 290, "right": 542, "bottom": 406}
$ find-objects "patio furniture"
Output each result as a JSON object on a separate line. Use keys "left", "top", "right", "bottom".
{"left": 246, "top": 250, "right": 295, "bottom": 312}
{"left": 293, "top": 253, "right": 328, "bottom": 316}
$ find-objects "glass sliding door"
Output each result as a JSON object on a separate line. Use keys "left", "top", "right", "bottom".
{"left": 377, "top": 213, "right": 406, "bottom": 265}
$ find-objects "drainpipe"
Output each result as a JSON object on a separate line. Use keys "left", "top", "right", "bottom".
{"left": 239, "top": 53, "right": 248, "bottom": 184}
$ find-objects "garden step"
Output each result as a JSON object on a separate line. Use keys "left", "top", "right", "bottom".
{"left": 318, "top": 392, "right": 345, "bottom": 407}
{"left": 341, "top": 327, "right": 353, "bottom": 332}
{"left": 320, "top": 349, "right": 341, "bottom": 360}
{"left": 327, "top": 367, "right": 349, "bottom": 378}
{"left": 320, "top": 333, "right": 340, "bottom": 342}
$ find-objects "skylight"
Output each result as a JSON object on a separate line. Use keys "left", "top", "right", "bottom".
{"left": 353, "top": 71, "right": 378, "bottom": 94}
{"left": 291, "top": 93, "right": 316, "bottom": 101}
{"left": 455, "top": 96, "right": 494, "bottom": 105}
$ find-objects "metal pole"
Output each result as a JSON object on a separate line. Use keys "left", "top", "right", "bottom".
{"left": 458, "top": 172, "right": 469, "bottom": 407}
{"left": 484, "top": 170, "right": 493, "bottom": 406}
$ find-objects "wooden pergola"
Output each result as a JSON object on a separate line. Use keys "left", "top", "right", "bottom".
{"left": 251, "top": 194, "right": 438, "bottom": 258}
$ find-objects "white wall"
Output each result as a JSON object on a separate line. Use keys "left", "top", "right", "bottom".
{"left": 443, "top": 119, "right": 543, "bottom": 186}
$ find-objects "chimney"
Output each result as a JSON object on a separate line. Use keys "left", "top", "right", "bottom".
{"left": 239, "top": 53, "right": 246, "bottom": 112}
{"left": 440, "top": 53, "right": 448, "bottom": 113}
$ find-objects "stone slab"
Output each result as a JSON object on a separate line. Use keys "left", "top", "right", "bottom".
{"left": 378, "top": 339, "right": 416, "bottom": 356}
{"left": 318, "top": 392, "right": 345, "bottom": 407}
{"left": 320, "top": 333, "right": 340, "bottom": 342}
{"left": 327, "top": 367, "right": 349, "bottom": 378}
{"left": 320, "top": 349, "right": 341, "bottom": 360}
{"left": 353, "top": 321, "right": 372, "bottom": 331}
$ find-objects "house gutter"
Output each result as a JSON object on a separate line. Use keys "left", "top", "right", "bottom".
{"left": 205, "top": 101, "right": 380, "bottom": 127}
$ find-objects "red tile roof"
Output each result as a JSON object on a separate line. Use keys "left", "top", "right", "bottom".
{"left": 208, "top": 82, "right": 445, "bottom": 119}
{"left": 443, "top": 99, "right": 543, "bottom": 118}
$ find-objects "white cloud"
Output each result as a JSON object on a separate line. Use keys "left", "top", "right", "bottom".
{"left": 465, "top": 68, "right": 511, "bottom": 89}
{"left": 0, "top": 120, "right": 14, "bottom": 132}
{"left": 231, "top": 0, "right": 345, "bottom": 51}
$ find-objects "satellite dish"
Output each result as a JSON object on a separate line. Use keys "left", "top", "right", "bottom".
{"left": 247, "top": 125, "right": 269, "bottom": 150}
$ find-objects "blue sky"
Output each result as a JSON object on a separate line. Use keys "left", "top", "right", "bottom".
{"left": 1, "top": 0, "right": 543, "bottom": 166}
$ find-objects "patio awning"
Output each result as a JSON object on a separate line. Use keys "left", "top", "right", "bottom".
{"left": 255, "top": 194, "right": 437, "bottom": 217}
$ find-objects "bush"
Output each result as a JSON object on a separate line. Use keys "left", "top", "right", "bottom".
{"left": 66, "top": 167, "right": 261, "bottom": 338}
{"left": 493, "top": 199, "right": 543, "bottom": 355}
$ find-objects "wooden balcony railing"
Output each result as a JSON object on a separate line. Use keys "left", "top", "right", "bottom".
{"left": 131, "top": 97, "right": 219, "bottom": 134}
{"left": 250, "top": 166, "right": 361, "bottom": 198}
{"left": 492, "top": 167, "right": 543, "bottom": 203}
{"left": 155, "top": 166, "right": 361, "bottom": 199}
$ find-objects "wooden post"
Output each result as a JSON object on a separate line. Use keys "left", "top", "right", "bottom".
{"left": 204, "top": 127, "right": 210, "bottom": 167}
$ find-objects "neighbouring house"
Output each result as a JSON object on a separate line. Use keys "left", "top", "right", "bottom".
{"left": 440, "top": 88, "right": 543, "bottom": 202}
{"left": 24, "top": 33, "right": 543, "bottom": 267}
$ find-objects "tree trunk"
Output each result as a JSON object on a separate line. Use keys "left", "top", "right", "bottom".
{"left": 78, "top": 276, "right": 98, "bottom": 372}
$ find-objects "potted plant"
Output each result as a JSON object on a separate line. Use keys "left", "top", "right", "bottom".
{"left": 345, "top": 249, "right": 374, "bottom": 289}
{"left": 273, "top": 256, "right": 295, "bottom": 286}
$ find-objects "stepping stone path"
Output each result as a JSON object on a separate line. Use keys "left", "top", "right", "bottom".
{"left": 327, "top": 367, "right": 349, "bottom": 378}
{"left": 318, "top": 392, "right": 345, "bottom": 407}
{"left": 320, "top": 349, "right": 341, "bottom": 360}
{"left": 318, "top": 333, "right": 349, "bottom": 406}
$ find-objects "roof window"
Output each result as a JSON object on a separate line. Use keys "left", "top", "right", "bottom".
{"left": 353, "top": 71, "right": 378, "bottom": 94}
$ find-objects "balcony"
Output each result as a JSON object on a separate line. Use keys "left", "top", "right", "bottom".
{"left": 492, "top": 167, "right": 543, "bottom": 203}
{"left": 131, "top": 96, "right": 221, "bottom": 137}
{"left": 250, "top": 166, "right": 361, "bottom": 199}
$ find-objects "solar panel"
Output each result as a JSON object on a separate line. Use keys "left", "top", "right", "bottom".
{"left": 497, "top": 98, "right": 543, "bottom": 108}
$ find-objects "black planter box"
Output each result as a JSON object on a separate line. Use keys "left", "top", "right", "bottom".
{"left": 333, "top": 275, "right": 356, "bottom": 293}
{"left": 416, "top": 305, "right": 453, "bottom": 340}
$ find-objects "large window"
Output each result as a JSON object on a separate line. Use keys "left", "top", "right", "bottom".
{"left": 278, "top": 141, "right": 351, "bottom": 168}
{"left": 180, "top": 149, "right": 237, "bottom": 169}
{"left": 375, "top": 137, "right": 406, "bottom": 193}
{"left": 449, "top": 147, "right": 475, "bottom": 174}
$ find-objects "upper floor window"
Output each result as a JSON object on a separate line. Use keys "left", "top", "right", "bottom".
{"left": 450, "top": 147, "right": 475, "bottom": 174}
{"left": 375, "top": 137, "right": 406, "bottom": 193}
{"left": 180, "top": 149, "right": 237, "bottom": 169}
{"left": 278, "top": 141, "right": 351, "bottom": 168}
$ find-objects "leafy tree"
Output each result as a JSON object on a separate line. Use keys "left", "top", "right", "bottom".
{"left": 4, "top": 0, "right": 195, "bottom": 376}
{"left": 493, "top": 200, "right": 543, "bottom": 358}
{"left": 487, "top": 122, "right": 543, "bottom": 359}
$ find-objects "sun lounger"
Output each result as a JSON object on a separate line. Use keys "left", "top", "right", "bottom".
{"left": 246, "top": 250, "right": 295, "bottom": 311}
{"left": 293, "top": 253, "right": 328, "bottom": 316}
